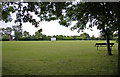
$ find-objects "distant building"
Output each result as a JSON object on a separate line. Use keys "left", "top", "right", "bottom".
{"left": 51, "top": 37, "right": 56, "bottom": 41}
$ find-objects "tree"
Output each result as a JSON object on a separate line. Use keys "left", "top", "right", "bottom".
{"left": 56, "top": 35, "right": 64, "bottom": 40}
{"left": 23, "top": 31, "right": 29, "bottom": 38}
{"left": 58, "top": 2, "right": 119, "bottom": 55}
{"left": 12, "top": 25, "right": 22, "bottom": 41}
{"left": 1, "top": 2, "right": 71, "bottom": 28}
{"left": 42, "top": 34, "right": 47, "bottom": 40}
{"left": 35, "top": 31, "right": 42, "bottom": 40}
{"left": 72, "top": 36, "right": 81, "bottom": 40}
{"left": 0, "top": 28, "right": 5, "bottom": 35}
{"left": 0, "top": 27, "right": 12, "bottom": 35}
{"left": 100, "top": 32, "right": 106, "bottom": 40}
{"left": 100, "top": 31, "right": 113, "bottom": 40}
{"left": 0, "top": 27, "right": 12, "bottom": 41}
{"left": 2, "top": 35, "right": 9, "bottom": 41}
{"left": 6, "top": 27, "right": 12, "bottom": 35}
{"left": 91, "top": 35, "right": 95, "bottom": 40}
{"left": 59, "top": 2, "right": 120, "bottom": 72}
{"left": 80, "top": 33, "right": 90, "bottom": 40}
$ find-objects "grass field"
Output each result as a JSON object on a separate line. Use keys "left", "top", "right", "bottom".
{"left": 2, "top": 40, "right": 118, "bottom": 75}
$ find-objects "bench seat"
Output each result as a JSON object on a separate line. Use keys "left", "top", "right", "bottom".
{"left": 95, "top": 43, "right": 114, "bottom": 50}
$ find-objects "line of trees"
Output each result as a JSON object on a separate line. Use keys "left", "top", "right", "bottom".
{"left": 1, "top": 26, "right": 118, "bottom": 41}
{"left": 0, "top": 25, "right": 22, "bottom": 41}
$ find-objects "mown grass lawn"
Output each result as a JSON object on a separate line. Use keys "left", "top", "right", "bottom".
{"left": 2, "top": 40, "right": 118, "bottom": 75}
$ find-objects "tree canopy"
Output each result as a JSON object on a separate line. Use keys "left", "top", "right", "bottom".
{"left": 1, "top": 2, "right": 71, "bottom": 27}
{"left": 80, "top": 33, "right": 90, "bottom": 40}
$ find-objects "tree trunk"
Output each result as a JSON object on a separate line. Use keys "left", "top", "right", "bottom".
{"left": 104, "top": 29, "right": 112, "bottom": 55}
{"left": 16, "top": 36, "right": 18, "bottom": 41}
{"left": 106, "top": 31, "right": 112, "bottom": 55}
{"left": 101, "top": 3, "right": 112, "bottom": 55}
{"left": 17, "top": 37, "right": 18, "bottom": 41}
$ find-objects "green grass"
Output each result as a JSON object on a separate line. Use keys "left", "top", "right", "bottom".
{"left": 2, "top": 40, "right": 118, "bottom": 75}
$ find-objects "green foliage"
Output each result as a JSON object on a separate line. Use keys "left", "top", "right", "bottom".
{"left": 12, "top": 25, "right": 22, "bottom": 40}
{"left": 2, "top": 35, "right": 9, "bottom": 41}
{"left": 91, "top": 35, "right": 96, "bottom": 40}
{"left": 1, "top": 2, "right": 71, "bottom": 27}
{"left": 35, "top": 31, "right": 42, "bottom": 39}
{"left": 1, "top": 2, "right": 119, "bottom": 32}
{"left": 2, "top": 7, "right": 14, "bottom": 22}
{"left": 73, "top": 36, "right": 82, "bottom": 40}
{"left": 100, "top": 30, "right": 114, "bottom": 40}
{"left": 100, "top": 32, "right": 106, "bottom": 40}
{"left": 56, "top": 35, "right": 64, "bottom": 40}
{"left": 62, "top": 2, "right": 118, "bottom": 33}
{"left": 63, "top": 36, "right": 74, "bottom": 40}
{"left": 80, "top": 33, "right": 90, "bottom": 40}
{"left": 1, "top": 2, "right": 119, "bottom": 42}
{"left": 14, "top": 31, "right": 22, "bottom": 40}
{"left": 1, "top": 27, "right": 12, "bottom": 35}
{"left": 23, "top": 31, "right": 29, "bottom": 38}
{"left": 6, "top": 27, "right": 12, "bottom": 35}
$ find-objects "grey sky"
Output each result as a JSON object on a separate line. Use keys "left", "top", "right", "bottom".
{"left": 0, "top": 12, "right": 101, "bottom": 37}
{"left": 0, "top": 1, "right": 101, "bottom": 37}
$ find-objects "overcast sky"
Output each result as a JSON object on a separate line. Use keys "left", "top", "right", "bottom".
{"left": 0, "top": 12, "right": 101, "bottom": 37}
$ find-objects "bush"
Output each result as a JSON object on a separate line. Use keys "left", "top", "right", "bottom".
{"left": 2, "top": 35, "right": 9, "bottom": 41}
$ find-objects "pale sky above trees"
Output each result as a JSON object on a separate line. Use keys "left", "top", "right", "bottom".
{"left": 0, "top": 12, "right": 101, "bottom": 37}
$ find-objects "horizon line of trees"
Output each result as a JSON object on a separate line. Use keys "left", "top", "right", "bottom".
{"left": 0, "top": 26, "right": 118, "bottom": 41}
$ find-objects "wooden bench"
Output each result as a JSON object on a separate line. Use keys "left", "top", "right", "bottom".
{"left": 95, "top": 43, "right": 114, "bottom": 50}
